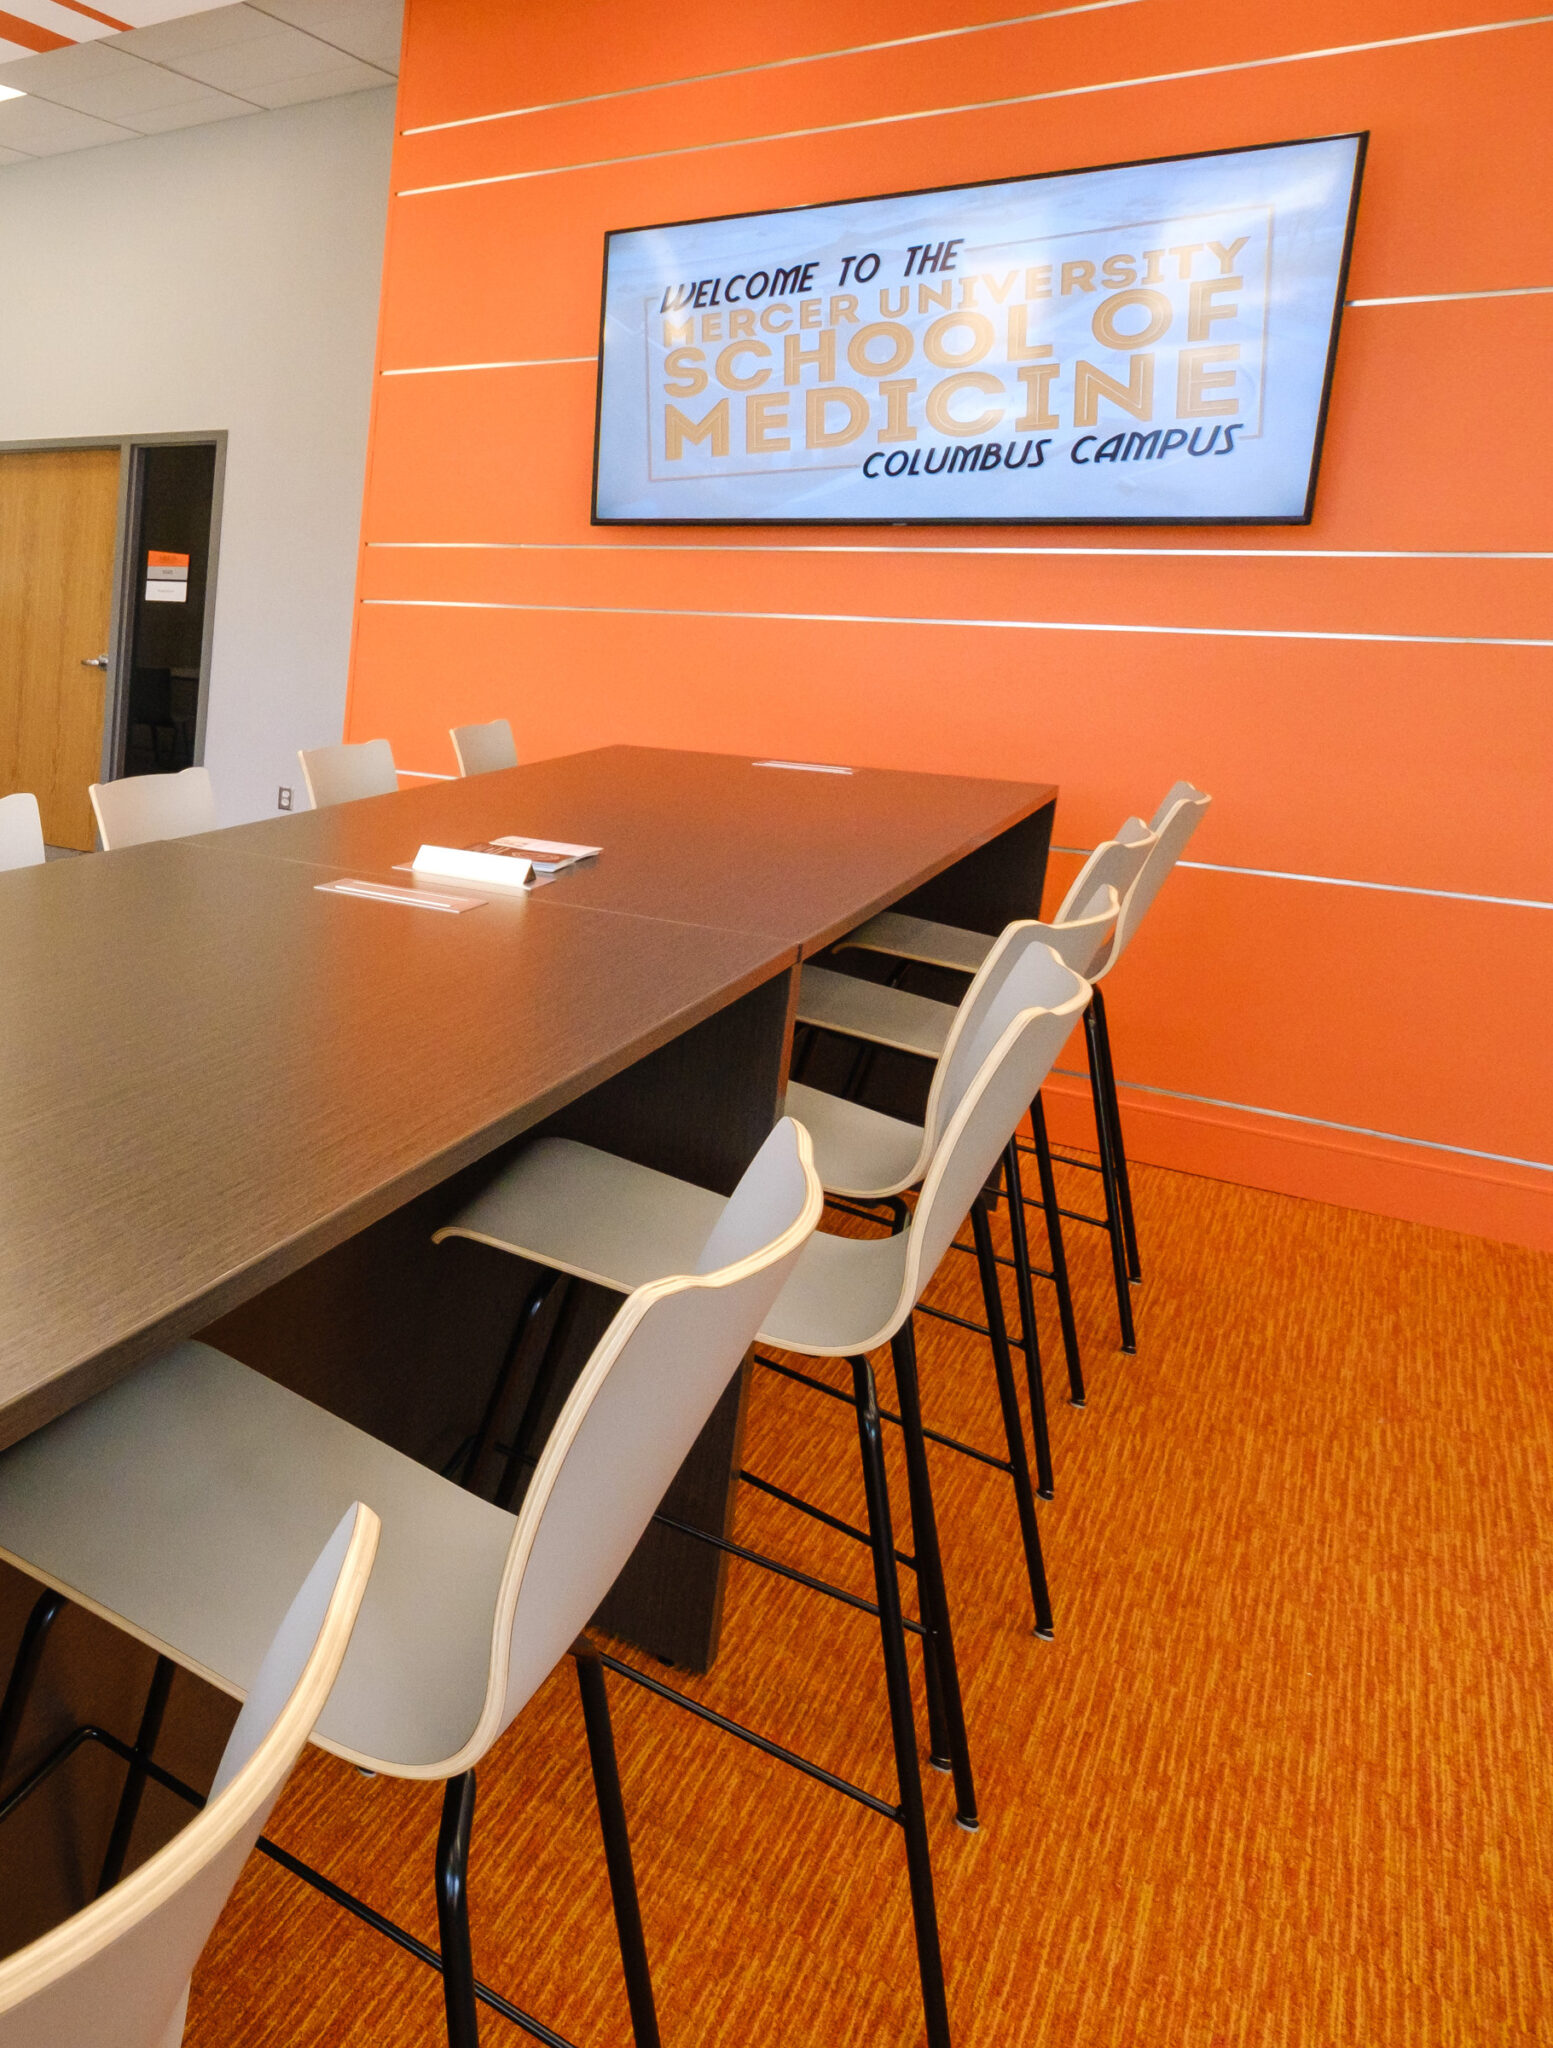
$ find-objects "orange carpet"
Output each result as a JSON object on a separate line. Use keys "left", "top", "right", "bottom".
{"left": 183, "top": 1156, "right": 1553, "bottom": 2048}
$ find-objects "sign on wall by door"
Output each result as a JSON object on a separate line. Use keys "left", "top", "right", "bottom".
{"left": 144, "top": 549, "right": 189, "bottom": 602}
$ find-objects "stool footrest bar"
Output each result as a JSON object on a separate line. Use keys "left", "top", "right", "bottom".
{"left": 256, "top": 1838, "right": 578, "bottom": 2048}
{"left": 596, "top": 1654, "right": 901, "bottom": 1822}
{"left": 950, "top": 1238, "right": 1056, "bottom": 1283}
{"left": 651, "top": 1511, "right": 924, "bottom": 1636}
{"left": 738, "top": 1466, "right": 917, "bottom": 1571}
{"left": 0, "top": 1720, "right": 579, "bottom": 2048}
{"left": 1053, "top": 1205, "right": 1112, "bottom": 1232}
{"left": 753, "top": 1351, "right": 1011, "bottom": 1471}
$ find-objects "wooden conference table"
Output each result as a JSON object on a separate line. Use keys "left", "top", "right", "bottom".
{"left": 0, "top": 745, "right": 1055, "bottom": 1675}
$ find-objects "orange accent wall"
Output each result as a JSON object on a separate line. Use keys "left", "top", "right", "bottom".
{"left": 349, "top": 0, "right": 1553, "bottom": 1251}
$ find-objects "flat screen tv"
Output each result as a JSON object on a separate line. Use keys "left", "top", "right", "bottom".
{"left": 591, "top": 132, "right": 1365, "bottom": 526}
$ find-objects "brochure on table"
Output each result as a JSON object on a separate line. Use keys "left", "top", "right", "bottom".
{"left": 407, "top": 836, "right": 603, "bottom": 890}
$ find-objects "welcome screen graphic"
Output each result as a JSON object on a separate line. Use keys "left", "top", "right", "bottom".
{"left": 592, "top": 136, "right": 1364, "bottom": 524}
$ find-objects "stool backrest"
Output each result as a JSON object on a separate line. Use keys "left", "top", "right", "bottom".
{"left": 1051, "top": 823, "right": 1157, "bottom": 977}
{"left": 298, "top": 738, "right": 399, "bottom": 809}
{"left": 0, "top": 1503, "right": 377, "bottom": 2048}
{"left": 464, "top": 1120, "right": 821, "bottom": 1761}
{"left": 902, "top": 951, "right": 1090, "bottom": 1314}
{"left": 450, "top": 719, "right": 518, "bottom": 777}
{"left": 920, "top": 916, "right": 1106, "bottom": 1171}
{"left": 89, "top": 769, "right": 217, "bottom": 851}
{"left": 0, "top": 792, "right": 45, "bottom": 871}
{"left": 1106, "top": 781, "right": 1211, "bottom": 968}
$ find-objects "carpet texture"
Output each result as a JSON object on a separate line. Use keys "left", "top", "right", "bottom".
{"left": 183, "top": 1154, "right": 1553, "bottom": 2047}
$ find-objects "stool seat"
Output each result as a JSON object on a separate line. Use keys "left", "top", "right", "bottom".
{"left": 797, "top": 965, "right": 954, "bottom": 1059}
{"left": 0, "top": 1342, "right": 516, "bottom": 1775}
{"left": 438, "top": 1134, "right": 913, "bottom": 1358}
{"left": 761, "top": 1226, "right": 911, "bottom": 1358}
{"left": 840, "top": 912, "right": 993, "bottom": 976}
{"left": 441, "top": 1136, "right": 727, "bottom": 1287}
{"left": 783, "top": 1081, "right": 926, "bottom": 1198}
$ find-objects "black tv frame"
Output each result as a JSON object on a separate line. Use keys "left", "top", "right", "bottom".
{"left": 590, "top": 130, "right": 1368, "bottom": 529}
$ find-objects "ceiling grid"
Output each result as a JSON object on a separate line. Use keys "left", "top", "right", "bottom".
{"left": 0, "top": 0, "right": 399, "bottom": 160}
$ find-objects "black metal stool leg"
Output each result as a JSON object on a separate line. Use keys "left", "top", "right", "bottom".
{"left": 1085, "top": 1003, "right": 1137, "bottom": 1354}
{"left": 496, "top": 1276, "right": 581, "bottom": 1511}
{"left": 97, "top": 1653, "right": 175, "bottom": 1895}
{"left": 1090, "top": 985, "right": 1141, "bottom": 1284}
{"left": 850, "top": 1356, "right": 953, "bottom": 2048}
{"left": 1030, "top": 1094, "right": 1085, "bottom": 1406}
{"left": 969, "top": 1203, "right": 1054, "bottom": 1638}
{"left": 884, "top": 1184, "right": 952, "bottom": 1778}
{"left": 0, "top": 1588, "right": 68, "bottom": 1789}
{"left": 573, "top": 1643, "right": 662, "bottom": 2048}
{"left": 882, "top": 1327, "right": 977, "bottom": 1832}
{"left": 999, "top": 1153, "right": 1055, "bottom": 1499}
{"left": 461, "top": 1268, "right": 562, "bottom": 1492}
{"left": 436, "top": 1771, "right": 482, "bottom": 2048}
{"left": 917, "top": 1585, "right": 954, "bottom": 1780}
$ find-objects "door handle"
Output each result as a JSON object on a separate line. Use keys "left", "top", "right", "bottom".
{"left": 81, "top": 656, "right": 110, "bottom": 670}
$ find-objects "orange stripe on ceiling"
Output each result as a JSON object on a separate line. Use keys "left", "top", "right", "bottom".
{"left": 0, "top": 8, "right": 71, "bottom": 50}
{"left": 49, "top": 0, "right": 134, "bottom": 31}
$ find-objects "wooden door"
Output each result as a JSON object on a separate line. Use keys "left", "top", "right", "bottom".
{"left": 0, "top": 447, "right": 122, "bottom": 851}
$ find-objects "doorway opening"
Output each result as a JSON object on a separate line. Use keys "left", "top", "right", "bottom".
{"left": 0, "top": 432, "right": 223, "bottom": 854}
{"left": 115, "top": 442, "right": 220, "bottom": 782}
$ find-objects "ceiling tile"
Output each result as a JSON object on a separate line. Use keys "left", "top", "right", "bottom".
{"left": 0, "top": 0, "right": 399, "bottom": 168}
{"left": 125, "top": 84, "right": 253, "bottom": 128}
{"left": 118, "top": 5, "right": 276, "bottom": 61}
{"left": 0, "top": 41, "right": 251, "bottom": 118}
{"left": 0, "top": 43, "right": 131, "bottom": 92}
{"left": 154, "top": 19, "right": 386, "bottom": 95}
{"left": 243, "top": 53, "right": 388, "bottom": 105}
{"left": 248, "top": 0, "right": 401, "bottom": 73}
{"left": 0, "top": 94, "right": 137, "bottom": 151}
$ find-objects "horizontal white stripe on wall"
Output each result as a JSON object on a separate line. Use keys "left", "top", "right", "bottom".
{"left": 366, "top": 540, "right": 1553, "bottom": 561}
{"left": 402, "top": 0, "right": 1153, "bottom": 135}
{"left": 380, "top": 357, "right": 598, "bottom": 375}
{"left": 376, "top": 286, "right": 1553, "bottom": 376}
{"left": 362, "top": 596, "right": 1553, "bottom": 649}
{"left": 1347, "top": 284, "right": 1553, "bottom": 306}
{"left": 1049, "top": 1067, "right": 1553, "bottom": 1175}
{"left": 1044, "top": 848, "right": 1553, "bottom": 913}
{"left": 397, "top": 14, "right": 1553, "bottom": 196}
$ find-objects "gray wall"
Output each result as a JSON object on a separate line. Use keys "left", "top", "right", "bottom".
{"left": 0, "top": 88, "right": 394, "bottom": 823}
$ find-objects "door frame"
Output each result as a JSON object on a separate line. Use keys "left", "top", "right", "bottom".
{"left": 0, "top": 430, "right": 227, "bottom": 785}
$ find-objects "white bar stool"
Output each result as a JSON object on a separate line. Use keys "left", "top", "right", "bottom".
{"left": 0, "top": 1503, "right": 377, "bottom": 2048}
{"left": 790, "top": 901, "right": 1114, "bottom": 1498}
{"left": 804, "top": 824, "right": 1150, "bottom": 1361}
{"left": 434, "top": 954, "right": 1089, "bottom": 2048}
{"left": 0, "top": 1121, "right": 819, "bottom": 2048}
{"left": 832, "top": 788, "right": 1210, "bottom": 1351}
{"left": 450, "top": 718, "right": 518, "bottom": 776}
{"left": 298, "top": 737, "right": 399, "bottom": 807}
